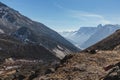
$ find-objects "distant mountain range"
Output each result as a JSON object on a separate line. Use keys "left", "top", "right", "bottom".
{"left": 0, "top": 2, "right": 80, "bottom": 62}
{"left": 60, "top": 24, "right": 120, "bottom": 49}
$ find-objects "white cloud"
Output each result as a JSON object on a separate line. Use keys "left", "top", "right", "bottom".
{"left": 54, "top": 3, "right": 111, "bottom": 25}
{"left": 68, "top": 10, "right": 111, "bottom": 25}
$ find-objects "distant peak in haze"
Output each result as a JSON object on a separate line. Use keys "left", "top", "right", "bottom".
{"left": 97, "top": 24, "right": 120, "bottom": 28}
{"left": 104, "top": 24, "right": 120, "bottom": 27}
{"left": 97, "top": 24, "right": 102, "bottom": 27}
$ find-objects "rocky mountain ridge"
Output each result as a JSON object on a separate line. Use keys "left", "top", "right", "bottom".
{"left": 0, "top": 2, "right": 80, "bottom": 59}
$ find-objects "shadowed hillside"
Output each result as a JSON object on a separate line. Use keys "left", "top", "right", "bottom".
{"left": 0, "top": 34, "right": 59, "bottom": 63}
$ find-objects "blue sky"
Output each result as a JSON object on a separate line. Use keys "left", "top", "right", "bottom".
{"left": 0, "top": 0, "right": 120, "bottom": 32}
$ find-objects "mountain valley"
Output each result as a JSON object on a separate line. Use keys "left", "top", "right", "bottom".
{"left": 0, "top": 1, "right": 119, "bottom": 80}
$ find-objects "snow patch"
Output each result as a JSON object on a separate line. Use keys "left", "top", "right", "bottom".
{"left": 52, "top": 46, "right": 71, "bottom": 59}
{"left": 0, "top": 29, "right": 4, "bottom": 33}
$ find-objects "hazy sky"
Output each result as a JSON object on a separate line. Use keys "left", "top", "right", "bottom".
{"left": 0, "top": 0, "right": 120, "bottom": 32}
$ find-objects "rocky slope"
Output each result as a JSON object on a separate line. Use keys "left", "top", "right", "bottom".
{"left": 35, "top": 50, "right": 120, "bottom": 80}
{"left": 0, "top": 33, "right": 60, "bottom": 80}
{"left": 0, "top": 2, "right": 80, "bottom": 59}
